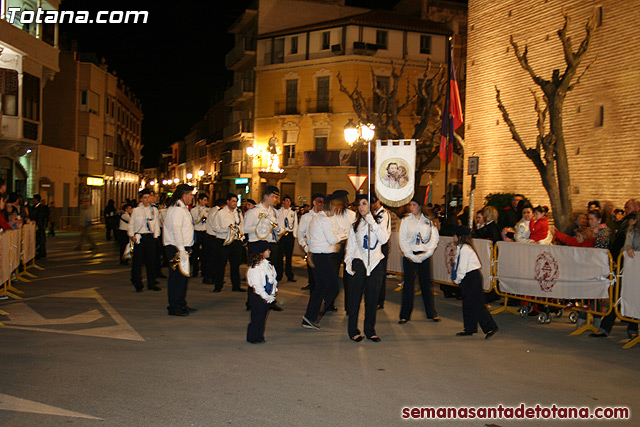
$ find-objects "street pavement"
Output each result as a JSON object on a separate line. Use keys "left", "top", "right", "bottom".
{"left": 1, "top": 230, "right": 639, "bottom": 426}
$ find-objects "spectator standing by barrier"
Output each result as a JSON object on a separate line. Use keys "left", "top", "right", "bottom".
{"left": 31, "top": 194, "right": 48, "bottom": 259}
{"left": 452, "top": 226, "right": 498, "bottom": 339}
{"left": 104, "top": 199, "right": 117, "bottom": 241}
{"left": 610, "top": 199, "right": 640, "bottom": 260}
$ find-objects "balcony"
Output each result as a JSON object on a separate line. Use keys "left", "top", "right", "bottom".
{"left": 274, "top": 100, "right": 300, "bottom": 116}
{"left": 222, "top": 162, "right": 241, "bottom": 178}
{"left": 223, "top": 119, "right": 253, "bottom": 140}
{"left": 224, "top": 79, "right": 255, "bottom": 106}
{"left": 23, "top": 120, "right": 39, "bottom": 141}
{"left": 305, "top": 98, "right": 332, "bottom": 114}
{"left": 225, "top": 37, "right": 257, "bottom": 70}
{"left": 303, "top": 151, "right": 342, "bottom": 167}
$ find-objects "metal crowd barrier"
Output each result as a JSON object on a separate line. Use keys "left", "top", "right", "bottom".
{"left": 431, "top": 236, "right": 496, "bottom": 293}
{"left": 614, "top": 252, "right": 640, "bottom": 349}
{"left": 489, "top": 241, "right": 615, "bottom": 336}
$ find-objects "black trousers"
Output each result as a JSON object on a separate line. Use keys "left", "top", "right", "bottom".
{"left": 278, "top": 233, "right": 295, "bottom": 280}
{"left": 327, "top": 242, "right": 348, "bottom": 310}
{"left": 269, "top": 241, "right": 282, "bottom": 281}
{"left": 35, "top": 228, "right": 47, "bottom": 258}
{"left": 247, "top": 289, "right": 270, "bottom": 343}
{"left": 400, "top": 257, "right": 437, "bottom": 320}
{"left": 154, "top": 234, "right": 164, "bottom": 277}
{"left": 203, "top": 233, "right": 217, "bottom": 282}
{"left": 117, "top": 229, "right": 128, "bottom": 262}
{"left": 246, "top": 241, "right": 280, "bottom": 309}
{"left": 131, "top": 234, "right": 156, "bottom": 289}
{"left": 165, "top": 245, "right": 191, "bottom": 311}
{"left": 215, "top": 238, "right": 242, "bottom": 290}
{"left": 305, "top": 253, "right": 338, "bottom": 322}
{"left": 460, "top": 269, "right": 497, "bottom": 333}
{"left": 306, "top": 258, "right": 316, "bottom": 291}
{"left": 377, "top": 242, "right": 389, "bottom": 306}
{"left": 599, "top": 308, "right": 639, "bottom": 335}
{"left": 191, "top": 230, "right": 207, "bottom": 277}
{"left": 348, "top": 259, "right": 384, "bottom": 338}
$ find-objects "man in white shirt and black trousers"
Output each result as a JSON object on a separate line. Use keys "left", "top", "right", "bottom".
{"left": 277, "top": 194, "right": 298, "bottom": 282}
{"left": 128, "top": 189, "right": 161, "bottom": 292}
{"left": 244, "top": 185, "right": 284, "bottom": 311}
{"left": 190, "top": 193, "right": 209, "bottom": 278}
{"left": 211, "top": 193, "right": 245, "bottom": 293}
{"left": 163, "top": 184, "right": 196, "bottom": 316}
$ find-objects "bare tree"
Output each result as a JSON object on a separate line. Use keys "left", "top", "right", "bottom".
{"left": 496, "top": 10, "right": 597, "bottom": 231}
{"left": 337, "top": 60, "right": 450, "bottom": 189}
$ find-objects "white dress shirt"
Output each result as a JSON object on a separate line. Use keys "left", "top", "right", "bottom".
{"left": 308, "top": 211, "right": 347, "bottom": 254}
{"left": 244, "top": 202, "right": 280, "bottom": 243}
{"left": 128, "top": 203, "right": 160, "bottom": 239}
{"left": 278, "top": 207, "right": 298, "bottom": 239}
{"left": 345, "top": 213, "right": 390, "bottom": 276}
{"left": 163, "top": 200, "right": 194, "bottom": 251}
{"left": 205, "top": 206, "right": 220, "bottom": 236}
{"left": 398, "top": 213, "right": 439, "bottom": 263}
{"left": 298, "top": 210, "right": 317, "bottom": 253}
{"left": 452, "top": 243, "right": 482, "bottom": 284}
{"left": 247, "top": 259, "right": 278, "bottom": 303}
{"left": 211, "top": 206, "right": 244, "bottom": 240}
{"left": 118, "top": 212, "right": 131, "bottom": 231}
{"left": 191, "top": 205, "right": 210, "bottom": 232}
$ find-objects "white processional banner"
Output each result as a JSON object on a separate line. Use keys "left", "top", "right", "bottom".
{"left": 375, "top": 139, "right": 415, "bottom": 207}
{"left": 620, "top": 253, "right": 640, "bottom": 320}
{"left": 22, "top": 222, "right": 36, "bottom": 263}
{"left": 432, "top": 236, "right": 493, "bottom": 291}
{"left": 496, "top": 242, "right": 611, "bottom": 299}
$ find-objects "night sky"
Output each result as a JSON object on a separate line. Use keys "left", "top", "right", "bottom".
{"left": 57, "top": 0, "right": 411, "bottom": 167}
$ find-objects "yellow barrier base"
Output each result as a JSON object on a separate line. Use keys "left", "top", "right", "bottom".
{"left": 21, "top": 270, "right": 38, "bottom": 279}
{"left": 569, "top": 313, "right": 599, "bottom": 335}
{"left": 31, "top": 262, "right": 44, "bottom": 271}
{"left": 491, "top": 297, "right": 520, "bottom": 316}
{"left": 0, "top": 290, "right": 22, "bottom": 300}
{"left": 15, "top": 274, "right": 31, "bottom": 283}
{"left": 622, "top": 335, "right": 640, "bottom": 349}
{"left": 6, "top": 284, "right": 24, "bottom": 295}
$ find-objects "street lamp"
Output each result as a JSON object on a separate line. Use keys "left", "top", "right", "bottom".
{"left": 173, "top": 178, "right": 179, "bottom": 184}
{"left": 198, "top": 170, "right": 204, "bottom": 177}
{"left": 344, "top": 119, "right": 375, "bottom": 191}
{"left": 186, "top": 172, "right": 193, "bottom": 180}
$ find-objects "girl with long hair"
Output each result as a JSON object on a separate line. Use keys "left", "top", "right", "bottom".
{"left": 246, "top": 241, "right": 278, "bottom": 344}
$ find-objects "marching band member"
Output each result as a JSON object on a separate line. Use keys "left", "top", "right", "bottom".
{"left": 150, "top": 191, "right": 167, "bottom": 280}
{"left": 398, "top": 196, "right": 441, "bottom": 324}
{"left": 128, "top": 189, "right": 161, "bottom": 292}
{"left": 344, "top": 194, "right": 389, "bottom": 342}
{"left": 117, "top": 203, "right": 133, "bottom": 265}
{"left": 211, "top": 193, "right": 245, "bottom": 292}
{"left": 190, "top": 193, "right": 210, "bottom": 278}
{"left": 371, "top": 194, "right": 391, "bottom": 310}
{"left": 163, "top": 184, "right": 196, "bottom": 316}
{"left": 277, "top": 194, "right": 298, "bottom": 282}
{"left": 327, "top": 190, "right": 356, "bottom": 312}
{"left": 302, "top": 194, "right": 347, "bottom": 330}
{"left": 244, "top": 186, "right": 283, "bottom": 311}
{"left": 298, "top": 193, "right": 324, "bottom": 291}
{"left": 246, "top": 241, "right": 278, "bottom": 344}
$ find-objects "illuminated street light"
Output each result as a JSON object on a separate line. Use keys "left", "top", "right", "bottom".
{"left": 246, "top": 145, "right": 255, "bottom": 156}
{"left": 173, "top": 178, "right": 179, "bottom": 184}
{"left": 198, "top": 170, "right": 204, "bottom": 177}
{"left": 186, "top": 172, "right": 193, "bottom": 180}
{"left": 344, "top": 120, "right": 376, "bottom": 193}
{"left": 149, "top": 181, "right": 155, "bottom": 186}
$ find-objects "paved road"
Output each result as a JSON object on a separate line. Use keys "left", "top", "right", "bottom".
{"left": 1, "top": 231, "right": 638, "bottom": 426}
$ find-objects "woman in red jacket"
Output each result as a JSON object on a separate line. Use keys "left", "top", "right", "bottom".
{"left": 555, "top": 209, "right": 611, "bottom": 249}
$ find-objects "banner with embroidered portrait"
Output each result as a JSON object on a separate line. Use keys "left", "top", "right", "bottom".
{"left": 375, "top": 139, "right": 416, "bottom": 207}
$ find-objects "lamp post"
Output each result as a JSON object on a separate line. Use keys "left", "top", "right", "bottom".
{"left": 344, "top": 119, "right": 375, "bottom": 193}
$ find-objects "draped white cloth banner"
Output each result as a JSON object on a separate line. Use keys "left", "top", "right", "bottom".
{"left": 0, "top": 231, "right": 10, "bottom": 284}
{"left": 620, "top": 252, "right": 640, "bottom": 320}
{"left": 496, "top": 241, "right": 611, "bottom": 299}
{"left": 432, "top": 236, "right": 493, "bottom": 291}
{"left": 9, "top": 229, "right": 21, "bottom": 273}
{"left": 22, "top": 223, "right": 36, "bottom": 263}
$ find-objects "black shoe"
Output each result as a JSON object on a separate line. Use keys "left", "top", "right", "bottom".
{"left": 589, "top": 332, "right": 607, "bottom": 338}
{"left": 456, "top": 331, "right": 474, "bottom": 336}
{"left": 135, "top": 287, "right": 143, "bottom": 293}
{"left": 232, "top": 287, "right": 246, "bottom": 292}
{"left": 248, "top": 339, "right": 266, "bottom": 344}
{"left": 398, "top": 319, "right": 408, "bottom": 324}
{"left": 367, "top": 335, "right": 381, "bottom": 342}
{"left": 288, "top": 278, "right": 296, "bottom": 282}
{"left": 148, "top": 285, "right": 162, "bottom": 291}
{"left": 430, "top": 317, "right": 442, "bottom": 322}
{"left": 270, "top": 302, "right": 284, "bottom": 311}
{"left": 212, "top": 287, "right": 222, "bottom": 293}
{"left": 302, "top": 316, "right": 321, "bottom": 330}
{"left": 377, "top": 304, "right": 384, "bottom": 310}
{"left": 184, "top": 306, "right": 198, "bottom": 313}
{"left": 350, "top": 335, "right": 364, "bottom": 342}
{"left": 301, "top": 284, "right": 312, "bottom": 290}
{"left": 328, "top": 305, "right": 337, "bottom": 312}
{"left": 168, "top": 308, "right": 189, "bottom": 316}
{"left": 485, "top": 328, "right": 499, "bottom": 339}
{"left": 149, "top": 280, "right": 159, "bottom": 286}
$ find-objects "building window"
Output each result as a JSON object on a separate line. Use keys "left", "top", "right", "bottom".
{"left": 596, "top": 6, "right": 603, "bottom": 27}
{"left": 596, "top": 105, "right": 604, "bottom": 127}
{"left": 314, "top": 129, "right": 328, "bottom": 151}
{"left": 322, "top": 31, "right": 330, "bottom": 50}
{"left": 0, "top": 68, "right": 19, "bottom": 116}
{"left": 291, "top": 36, "right": 298, "bottom": 54}
{"left": 316, "top": 76, "right": 330, "bottom": 113}
{"left": 274, "top": 38, "right": 285, "bottom": 64}
{"left": 285, "top": 80, "right": 298, "bottom": 115}
{"left": 284, "top": 130, "right": 297, "bottom": 166}
{"left": 22, "top": 73, "right": 40, "bottom": 121}
{"left": 85, "top": 136, "right": 99, "bottom": 160}
{"left": 376, "top": 30, "right": 388, "bottom": 50}
{"left": 80, "top": 90, "right": 100, "bottom": 115}
{"left": 420, "top": 35, "right": 431, "bottom": 54}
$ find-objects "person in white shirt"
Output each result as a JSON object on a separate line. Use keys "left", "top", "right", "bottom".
{"left": 302, "top": 194, "right": 348, "bottom": 330}
{"left": 117, "top": 203, "right": 133, "bottom": 265}
{"left": 243, "top": 186, "right": 284, "bottom": 311}
{"left": 398, "top": 196, "right": 441, "bottom": 324}
{"left": 246, "top": 241, "right": 278, "bottom": 344}
{"left": 149, "top": 191, "right": 167, "bottom": 281}
{"left": 371, "top": 194, "right": 391, "bottom": 310}
{"left": 298, "top": 193, "right": 325, "bottom": 291}
{"left": 451, "top": 225, "right": 498, "bottom": 339}
{"left": 190, "top": 193, "right": 210, "bottom": 278}
{"left": 344, "top": 194, "right": 389, "bottom": 342}
{"left": 277, "top": 195, "right": 298, "bottom": 282}
{"left": 163, "top": 184, "right": 196, "bottom": 316}
{"left": 128, "top": 189, "right": 161, "bottom": 292}
{"left": 327, "top": 190, "right": 356, "bottom": 312}
{"left": 211, "top": 193, "right": 245, "bottom": 292}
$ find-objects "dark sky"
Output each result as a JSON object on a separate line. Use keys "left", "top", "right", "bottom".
{"left": 57, "top": 0, "right": 407, "bottom": 167}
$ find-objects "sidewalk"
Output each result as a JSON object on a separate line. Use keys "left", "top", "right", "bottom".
{"left": 0, "top": 231, "right": 638, "bottom": 426}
